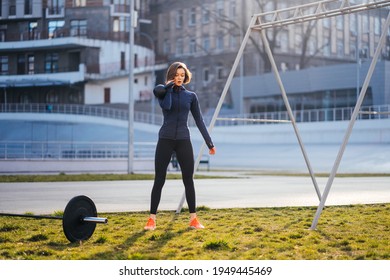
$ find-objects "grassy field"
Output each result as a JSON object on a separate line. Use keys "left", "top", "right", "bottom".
{"left": 1, "top": 204, "right": 389, "bottom": 260}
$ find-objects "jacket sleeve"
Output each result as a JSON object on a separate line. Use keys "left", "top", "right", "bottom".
{"left": 190, "top": 93, "right": 214, "bottom": 149}
{"left": 158, "top": 87, "right": 172, "bottom": 110}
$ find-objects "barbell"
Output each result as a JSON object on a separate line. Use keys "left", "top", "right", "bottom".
{"left": 0, "top": 195, "right": 107, "bottom": 243}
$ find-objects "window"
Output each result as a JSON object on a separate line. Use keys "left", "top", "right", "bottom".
{"left": 279, "top": 31, "right": 289, "bottom": 52}
{"left": 203, "top": 68, "right": 209, "bottom": 82}
{"left": 189, "top": 39, "right": 197, "bottom": 54}
{"left": 230, "top": 1, "right": 236, "bottom": 19}
{"left": 323, "top": 17, "right": 330, "bottom": 29}
{"left": 216, "top": 0, "right": 224, "bottom": 17}
{"left": 17, "top": 54, "right": 26, "bottom": 74}
{"left": 189, "top": 7, "right": 196, "bottom": 26}
{"left": 120, "top": 52, "right": 125, "bottom": 70}
{"left": 9, "top": 0, "right": 16, "bottom": 16}
{"left": 134, "top": 53, "right": 138, "bottom": 67}
{"left": 350, "top": 14, "right": 357, "bottom": 35}
{"left": 337, "top": 39, "right": 344, "bottom": 57}
{"left": 362, "top": 14, "right": 369, "bottom": 33}
{"left": 24, "top": 0, "right": 32, "bottom": 15}
{"left": 45, "top": 53, "right": 59, "bottom": 73}
{"left": 308, "top": 37, "right": 317, "bottom": 56}
{"left": 336, "top": 16, "right": 344, "bottom": 30}
{"left": 73, "top": 0, "right": 86, "bottom": 7}
{"left": 176, "top": 10, "right": 183, "bottom": 28}
{"left": 176, "top": 38, "right": 183, "bottom": 55}
{"left": 113, "top": 16, "right": 128, "bottom": 32}
{"left": 203, "top": 35, "right": 210, "bottom": 52}
{"left": 163, "top": 39, "right": 170, "bottom": 54}
{"left": 0, "top": 29, "right": 5, "bottom": 42}
{"left": 104, "top": 88, "right": 110, "bottom": 103}
{"left": 27, "top": 55, "right": 34, "bottom": 74}
{"left": 28, "top": 22, "right": 38, "bottom": 40}
{"left": 0, "top": 56, "right": 8, "bottom": 75}
{"left": 216, "top": 66, "right": 224, "bottom": 80}
{"left": 216, "top": 33, "right": 224, "bottom": 51}
{"left": 46, "top": 91, "right": 59, "bottom": 103}
{"left": 70, "top": 20, "right": 87, "bottom": 36}
{"left": 323, "top": 38, "right": 330, "bottom": 56}
{"left": 48, "top": 20, "right": 65, "bottom": 38}
{"left": 374, "top": 17, "right": 381, "bottom": 35}
{"left": 202, "top": 5, "right": 210, "bottom": 24}
{"left": 48, "top": 0, "right": 64, "bottom": 14}
{"left": 229, "top": 34, "right": 237, "bottom": 49}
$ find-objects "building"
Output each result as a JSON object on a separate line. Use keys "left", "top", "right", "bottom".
{"left": 148, "top": 0, "right": 390, "bottom": 114}
{"left": 0, "top": 0, "right": 165, "bottom": 106}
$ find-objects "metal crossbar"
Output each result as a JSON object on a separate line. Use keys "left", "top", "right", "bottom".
{"left": 216, "top": 117, "right": 291, "bottom": 123}
{"left": 252, "top": 0, "right": 390, "bottom": 30}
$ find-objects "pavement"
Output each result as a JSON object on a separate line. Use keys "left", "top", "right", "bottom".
{"left": 1, "top": 171, "right": 390, "bottom": 215}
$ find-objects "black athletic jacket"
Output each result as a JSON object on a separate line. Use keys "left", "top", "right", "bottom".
{"left": 156, "top": 84, "right": 214, "bottom": 149}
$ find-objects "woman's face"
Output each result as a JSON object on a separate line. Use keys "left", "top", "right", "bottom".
{"left": 173, "top": 68, "right": 186, "bottom": 86}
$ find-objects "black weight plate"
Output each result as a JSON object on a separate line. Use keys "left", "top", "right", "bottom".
{"left": 62, "top": 195, "right": 97, "bottom": 242}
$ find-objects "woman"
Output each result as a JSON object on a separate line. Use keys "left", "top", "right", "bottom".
{"left": 144, "top": 62, "right": 216, "bottom": 230}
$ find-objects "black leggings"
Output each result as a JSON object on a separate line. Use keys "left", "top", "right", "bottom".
{"left": 150, "top": 138, "right": 195, "bottom": 214}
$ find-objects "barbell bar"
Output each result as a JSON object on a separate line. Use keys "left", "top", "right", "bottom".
{"left": 0, "top": 195, "right": 107, "bottom": 243}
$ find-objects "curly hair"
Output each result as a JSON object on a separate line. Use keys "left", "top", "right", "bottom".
{"left": 165, "top": 62, "right": 192, "bottom": 84}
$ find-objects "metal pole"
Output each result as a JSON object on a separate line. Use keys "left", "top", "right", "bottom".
{"left": 128, "top": 0, "right": 135, "bottom": 174}
{"left": 176, "top": 16, "right": 256, "bottom": 213}
{"left": 259, "top": 29, "right": 322, "bottom": 201}
{"left": 310, "top": 11, "right": 390, "bottom": 230}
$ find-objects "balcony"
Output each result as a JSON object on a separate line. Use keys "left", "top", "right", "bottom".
{"left": 46, "top": 7, "right": 65, "bottom": 19}
{"left": 0, "top": 64, "right": 86, "bottom": 87}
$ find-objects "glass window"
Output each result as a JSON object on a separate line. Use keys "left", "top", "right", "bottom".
{"left": 71, "top": 20, "right": 87, "bottom": 36}
{"left": 45, "top": 53, "right": 59, "bottom": 73}
{"left": 203, "top": 35, "right": 210, "bottom": 52}
{"left": 203, "top": 68, "right": 209, "bottom": 82}
{"left": 28, "top": 55, "right": 34, "bottom": 74}
{"left": 48, "top": 20, "right": 65, "bottom": 38}
{"left": 176, "top": 10, "right": 183, "bottom": 28}
{"left": 163, "top": 39, "right": 170, "bottom": 54}
{"left": 0, "top": 56, "right": 8, "bottom": 75}
{"left": 73, "top": 0, "right": 86, "bottom": 7}
{"left": 176, "top": 38, "right": 183, "bottom": 55}
{"left": 189, "top": 7, "right": 196, "bottom": 26}
{"left": 216, "top": 0, "right": 224, "bottom": 17}
{"left": 28, "top": 22, "right": 38, "bottom": 40}
{"left": 202, "top": 5, "right": 210, "bottom": 24}
{"left": 189, "top": 39, "right": 197, "bottom": 54}
{"left": 216, "top": 33, "right": 224, "bottom": 51}
{"left": 24, "top": 0, "right": 33, "bottom": 15}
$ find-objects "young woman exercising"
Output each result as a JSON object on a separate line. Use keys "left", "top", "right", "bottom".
{"left": 144, "top": 62, "right": 216, "bottom": 230}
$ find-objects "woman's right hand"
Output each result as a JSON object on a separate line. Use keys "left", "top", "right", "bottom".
{"left": 209, "top": 147, "right": 216, "bottom": 155}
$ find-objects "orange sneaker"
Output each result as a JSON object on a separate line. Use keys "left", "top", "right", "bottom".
{"left": 144, "top": 217, "right": 156, "bottom": 230}
{"left": 189, "top": 217, "right": 205, "bottom": 229}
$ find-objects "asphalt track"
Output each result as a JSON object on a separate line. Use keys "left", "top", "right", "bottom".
{"left": 1, "top": 172, "right": 390, "bottom": 215}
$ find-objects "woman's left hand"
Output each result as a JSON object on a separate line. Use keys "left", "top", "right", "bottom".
{"left": 209, "top": 147, "right": 216, "bottom": 155}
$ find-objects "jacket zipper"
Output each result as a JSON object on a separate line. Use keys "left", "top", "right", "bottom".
{"left": 174, "top": 90, "right": 180, "bottom": 140}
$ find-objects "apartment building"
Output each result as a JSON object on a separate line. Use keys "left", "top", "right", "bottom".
{"left": 148, "top": 0, "right": 390, "bottom": 114}
{"left": 0, "top": 0, "right": 163, "bottom": 106}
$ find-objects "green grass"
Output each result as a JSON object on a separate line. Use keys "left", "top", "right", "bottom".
{"left": 0, "top": 173, "right": 227, "bottom": 183}
{"left": 1, "top": 204, "right": 389, "bottom": 260}
{"left": 1, "top": 171, "right": 389, "bottom": 183}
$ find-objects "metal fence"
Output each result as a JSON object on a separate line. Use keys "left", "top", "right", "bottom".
{"left": 0, "top": 141, "right": 155, "bottom": 160}
{"left": 1, "top": 103, "right": 389, "bottom": 127}
{"left": 1, "top": 103, "right": 390, "bottom": 160}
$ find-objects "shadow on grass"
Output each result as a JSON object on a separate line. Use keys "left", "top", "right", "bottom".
{"left": 89, "top": 212, "right": 184, "bottom": 260}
